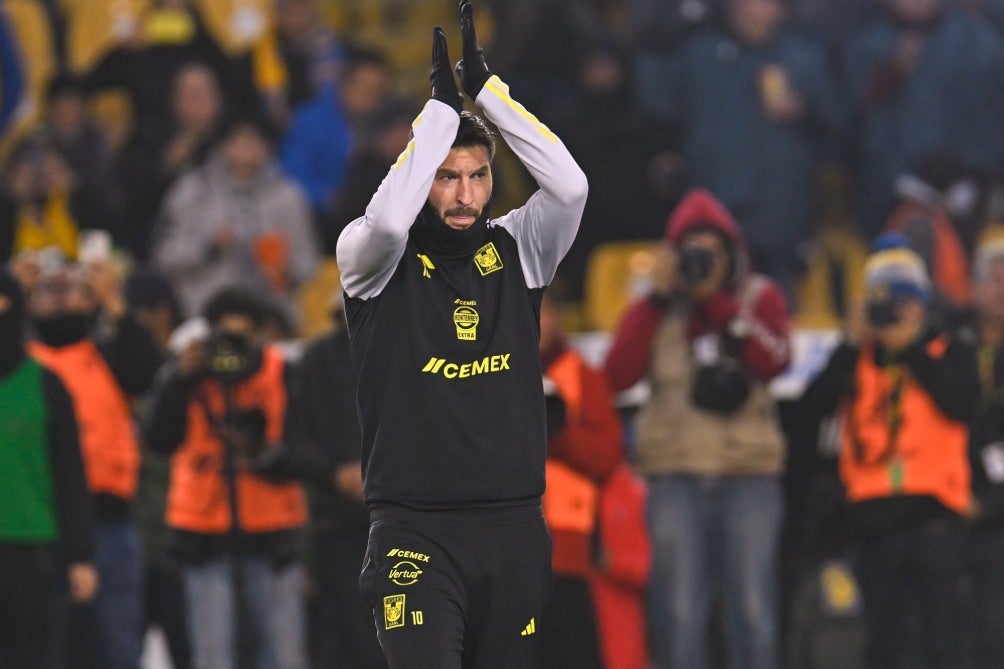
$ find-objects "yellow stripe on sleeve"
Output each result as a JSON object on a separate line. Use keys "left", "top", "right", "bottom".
{"left": 392, "top": 139, "right": 416, "bottom": 170}
{"left": 483, "top": 77, "right": 558, "bottom": 143}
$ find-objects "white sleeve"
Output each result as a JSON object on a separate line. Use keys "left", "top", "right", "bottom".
{"left": 476, "top": 76, "right": 588, "bottom": 289}
{"left": 336, "top": 100, "right": 460, "bottom": 299}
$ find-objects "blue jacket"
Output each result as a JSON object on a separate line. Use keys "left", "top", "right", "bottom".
{"left": 842, "top": 9, "right": 1004, "bottom": 233}
{"left": 0, "top": 12, "right": 24, "bottom": 135}
{"left": 279, "top": 85, "right": 353, "bottom": 212}
{"left": 635, "top": 27, "right": 846, "bottom": 275}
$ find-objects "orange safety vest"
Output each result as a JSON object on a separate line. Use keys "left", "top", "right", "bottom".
{"left": 166, "top": 346, "right": 307, "bottom": 534}
{"left": 541, "top": 348, "right": 623, "bottom": 535}
{"left": 30, "top": 340, "right": 140, "bottom": 500}
{"left": 588, "top": 463, "right": 651, "bottom": 669}
{"left": 543, "top": 460, "right": 598, "bottom": 534}
{"left": 839, "top": 338, "right": 971, "bottom": 513}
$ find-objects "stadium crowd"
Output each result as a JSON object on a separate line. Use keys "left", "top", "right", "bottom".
{"left": 2, "top": 0, "right": 1004, "bottom": 668}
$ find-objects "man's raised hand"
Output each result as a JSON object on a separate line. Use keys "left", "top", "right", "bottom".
{"left": 455, "top": 0, "right": 492, "bottom": 99}
{"left": 431, "top": 27, "right": 462, "bottom": 113}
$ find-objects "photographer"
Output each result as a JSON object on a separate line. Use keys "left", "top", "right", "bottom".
{"left": 800, "top": 234, "right": 978, "bottom": 669}
{"left": 604, "top": 188, "right": 792, "bottom": 669}
{"left": 143, "top": 286, "right": 308, "bottom": 669}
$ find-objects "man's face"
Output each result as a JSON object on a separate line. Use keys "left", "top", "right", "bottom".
{"left": 428, "top": 145, "right": 493, "bottom": 230}
{"left": 216, "top": 313, "right": 258, "bottom": 342}
{"left": 28, "top": 270, "right": 96, "bottom": 319}
{"left": 889, "top": 0, "right": 946, "bottom": 23}
{"left": 728, "top": 0, "right": 786, "bottom": 46}
{"left": 340, "top": 63, "right": 389, "bottom": 120}
{"left": 223, "top": 126, "right": 270, "bottom": 180}
{"left": 173, "top": 66, "right": 221, "bottom": 129}
{"left": 870, "top": 296, "right": 926, "bottom": 353}
{"left": 276, "top": 0, "right": 312, "bottom": 38}
{"left": 49, "top": 93, "right": 86, "bottom": 137}
{"left": 976, "top": 258, "right": 1004, "bottom": 325}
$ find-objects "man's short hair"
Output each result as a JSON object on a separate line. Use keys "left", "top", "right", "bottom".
{"left": 453, "top": 111, "right": 496, "bottom": 159}
{"left": 45, "top": 71, "right": 86, "bottom": 105}
{"left": 124, "top": 265, "right": 182, "bottom": 327}
{"left": 201, "top": 287, "right": 271, "bottom": 328}
{"left": 342, "top": 46, "right": 390, "bottom": 79}
{"left": 216, "top": 111, "right": 279, "bottom": 147}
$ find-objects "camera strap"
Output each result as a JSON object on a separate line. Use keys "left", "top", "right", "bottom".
{"left": 848, "top": 362, "right": 909, "bottom": 467}
{"left": 194, "top": 385, "right": 233, "bottom": 447}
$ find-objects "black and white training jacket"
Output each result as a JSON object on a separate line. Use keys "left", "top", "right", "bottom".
{"left": 336, "top": 76, "right": 587, "bottom": 509}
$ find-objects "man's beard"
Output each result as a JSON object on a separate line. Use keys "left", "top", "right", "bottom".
{"left": 444, "top": 207, "right": 480, "bottom": 219}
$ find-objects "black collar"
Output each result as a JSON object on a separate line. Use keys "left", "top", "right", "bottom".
{"left": 412, "top": 202, "right": 491, "bottom": 259}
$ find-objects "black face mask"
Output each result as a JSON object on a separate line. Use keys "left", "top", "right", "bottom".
{"left": 32, "top": 312, "right": 98, "bottom": 348}
{"left": 0, "top": 273, "right": 26, "bottom": 377}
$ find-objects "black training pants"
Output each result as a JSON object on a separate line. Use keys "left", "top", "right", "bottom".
{"left": 359, "top": 504, "right": 553, "bottom": 669}
{"left": 0, "top": 544, "right": 56, "bottom": 669}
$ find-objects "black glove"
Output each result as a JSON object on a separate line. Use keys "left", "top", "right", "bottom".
{"left": 430, "top": 26, "right": 462, "bottom": 113}
{"left": 455, "top": 0, "right": 492, "bottom": 99}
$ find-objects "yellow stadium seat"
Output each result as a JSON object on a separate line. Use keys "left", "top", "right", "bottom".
{"left": 88, "top": 89, "right": 134, "bottom": 152}
{"left": 978, "top": 223, "right": 1004, "bottom": 247}
{"left": 61, "top": 0, "right": 149, "bottom": 74}
{"left": 296, "top": 256, "right": 342, "bottom": 340}
{"left": 321, "top": 1, "right": 493, "bottom": 101}
{"left": 582, "top": 241, "right": 660, "bottom": 332}
{"left": 1, "top": 0, "right": 58, "bottom": 155}
{"left": 794, "top": 226, "right": 868, "bottom": 330}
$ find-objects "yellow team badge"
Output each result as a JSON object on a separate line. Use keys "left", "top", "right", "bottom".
{"left": 417, "top": 254, "right": 436, "bottom": 278}
{"left": 474, "top": 242, "right": 503, "bottom": 276}
{"left": 820, "top": 561, "right": 861, "bottom": 615}
{"left": 453, "top": 304, "right": 480, "bottom": 341}
{"left": 384, "top": 594, "right": 406, "bottom": 630}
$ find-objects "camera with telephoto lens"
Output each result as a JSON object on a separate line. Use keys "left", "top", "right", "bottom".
{"left": 204, "top": 330, "right": 268, "bottom": 462}
{"left": 206, "top": 329, "right": 260, "bottom": 384}
{"left": 679, "top": 246, "right": 715, "bottom": 286}
{"left": 866, "top": 299, "right": 901, "bottom": 328}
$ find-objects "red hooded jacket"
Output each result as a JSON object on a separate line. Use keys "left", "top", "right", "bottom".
{"left": 605, "top": 189, "right": 791, "bottom": 392}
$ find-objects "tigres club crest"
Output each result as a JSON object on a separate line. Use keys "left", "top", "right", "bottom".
{"left": 384, "top": 594, "right": 405, "bottom": 630}
{"left": 474, "top": 242, "right": 503, "bottom": 276}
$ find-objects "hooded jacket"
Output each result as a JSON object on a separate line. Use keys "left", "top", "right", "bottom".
{"left": 606, "top": 189, "right": 791, "bottom": 391}
{"left": 604, "top": 189, "right": 791, "bottom": 476}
